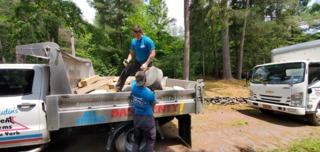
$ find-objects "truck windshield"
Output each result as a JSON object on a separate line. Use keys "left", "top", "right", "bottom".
{"left": 251, "top": 62, "right": 305, "bottom": 84}
{"left": 0, "top": 69, "right": 34, "bottom": 96}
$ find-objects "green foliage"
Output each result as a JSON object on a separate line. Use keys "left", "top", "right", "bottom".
{"left": 270, "top": 138, "right": 320, "bottom": 152}
{"left": 76, "top": 23, "right": 119, "bottom": 76}
{"left": 190, "top": 0, "right": 320, "bottom": 79}
{"left": 1, "top": 0, "right": 319, "bottom": 80}
{"left": 91, "top": 0, "right": 184, "bottom": 77}
{"left": 0, "top": 0, "right": 85, "bottom": 62}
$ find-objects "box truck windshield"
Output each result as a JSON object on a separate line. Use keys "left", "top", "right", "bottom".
{"left": 0, "top": 69, "right": 34, "bottom": 96}
{"left": 251, "top": 62, "right": 305, "bottom": 84}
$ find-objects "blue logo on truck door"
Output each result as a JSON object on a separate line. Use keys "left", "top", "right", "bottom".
{"left": 0, "top": 108, "right": 18, "bottom": 116}
{"left": 76, "top": 111, "right": 106, "bottom": 126}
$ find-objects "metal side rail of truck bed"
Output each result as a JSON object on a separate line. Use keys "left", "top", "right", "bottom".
{"left": 46, "top": 79, "right": 204, "bottom": 131}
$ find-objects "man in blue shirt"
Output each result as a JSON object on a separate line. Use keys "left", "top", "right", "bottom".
{"left": 131, "top": 71, "right": 156, "bottom": 152}
{"left": 116, "top": 26, "right": 156, "bottom": 92}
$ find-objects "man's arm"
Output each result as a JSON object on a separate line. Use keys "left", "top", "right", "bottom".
{"left": 141, "top": 49, "right": 156, "bottom": 71}
{"left": 152, "top": 102, "right": 156, "bottom": 112}
{"left": 145, "top": 49, "right": 156, "bottom": 65}
{"left": 150, "top": 91, "right": 157, "bottom": 112}
{"left": 124, "top": 51, "right": 135, "bottom": 66}
{"left": 127, "top": 51, "right": 135, "bottom": 62}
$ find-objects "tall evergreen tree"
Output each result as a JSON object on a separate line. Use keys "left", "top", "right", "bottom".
{"left": 220, "top": 0, "right": 233, "bottom": 80}
{"left": 184, "top": 0, "right": 190, "bottom": 80}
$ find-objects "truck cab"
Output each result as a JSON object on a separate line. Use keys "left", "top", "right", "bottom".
{"left": 0, "top": 64, "right": 50, "bottom": 148}
{"left": 247, "top": 40, "right": 320, "bottom": 126}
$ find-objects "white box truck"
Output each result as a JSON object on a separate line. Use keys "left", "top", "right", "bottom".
{"left": 247, "top": 39, "right": 320, "bottom": 126}
{"left": 0, "top": 42, "right": 204, "bottom": 151}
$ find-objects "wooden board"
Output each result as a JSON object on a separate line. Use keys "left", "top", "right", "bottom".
{"left": 75, "top": 76, "right": 136, "bottom": 94}
{"left": 78, "top": 75, "right": 100, "bottom": 88}
{"left": 75, "top": 79, "right": 112, "bottom": 94}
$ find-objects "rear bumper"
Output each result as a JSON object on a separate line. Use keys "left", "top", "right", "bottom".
{"left": 247, "top": 99, "right": 306, "bottom": 115}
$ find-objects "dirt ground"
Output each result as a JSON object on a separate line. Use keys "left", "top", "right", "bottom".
{"left": 155, "top": 104, "right": 320, "bottom": 152}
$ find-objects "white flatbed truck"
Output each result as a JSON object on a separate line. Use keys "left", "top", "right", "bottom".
{"left": 0, "top": 42, "right": 204, "bottom": 151}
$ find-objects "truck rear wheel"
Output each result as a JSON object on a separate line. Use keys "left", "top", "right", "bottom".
{"left": 306, "top": 104, "right": 320, "bottom": 126}
{"left": 115, "top": 128, "right": 146, "bottom": 152}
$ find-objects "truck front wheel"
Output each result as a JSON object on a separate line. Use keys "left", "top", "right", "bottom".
{"left": 306, "top": 104, "right": 320, "bottom": 126}
{"left": 115, "top": 128, "right": 146, "bottom": 152}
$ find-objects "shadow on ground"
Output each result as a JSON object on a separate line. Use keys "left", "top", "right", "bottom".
{"left": 155, "top": 121, "right": 192, "bottom": 152}
{"left": 235, "top": 108, "right": 308, "bottom": 127}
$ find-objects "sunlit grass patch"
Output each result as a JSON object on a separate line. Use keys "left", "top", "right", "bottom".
{"left": 229, "top": 119, "right": 249, "bottom": 127}
{"left": 204, "top": 79, "right": 250, "bottom": 98}
{"left": 269, "top": 138, "right": 320, "bottom": 152}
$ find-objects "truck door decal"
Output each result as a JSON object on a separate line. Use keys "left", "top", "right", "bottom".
{"left": 0, "top": 116, "right": 29, "bottom": 132}
{"left": 0, "top": 133, "right": 42, "bottom": 144}
{"left": 0, "top": 108, "right": 18, "bottom": 116}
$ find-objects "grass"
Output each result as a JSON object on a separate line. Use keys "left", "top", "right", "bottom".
{"left": 269, "top": 138, "right": 320, "bottom": 152}
{"left": 229, "top": 119, "right": 249, "bottom": 127}
{"left": 204, "top": 79, "right": 250, "bottom": 98}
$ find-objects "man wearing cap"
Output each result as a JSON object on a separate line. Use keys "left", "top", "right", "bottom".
{"left": 131, "top": 71, "right": 156, "bottom": 152}
{"left": 116, "top": 25, "right": 156, "bottom": 92}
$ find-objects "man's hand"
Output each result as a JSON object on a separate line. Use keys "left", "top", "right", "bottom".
{"left": 140, "top": 63, "right": 148, "bottom": 71}
{"left": 123, "top": 59, "right": 129, "bottom": 67}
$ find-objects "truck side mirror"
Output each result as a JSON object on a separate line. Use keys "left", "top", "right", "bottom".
{"left": 308, "top": 88, "right": 312, "bottom": 94}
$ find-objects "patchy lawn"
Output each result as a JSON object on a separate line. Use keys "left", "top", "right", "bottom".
{"left": 270, "top": 137, "right": 320, "bottom": 152}
{"left": 204, "top": 79, "right": 250, "bottom": 98}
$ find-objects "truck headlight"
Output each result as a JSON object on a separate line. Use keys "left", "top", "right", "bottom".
{"left": 291, "top": 92, "right": 303, "bottom": 106}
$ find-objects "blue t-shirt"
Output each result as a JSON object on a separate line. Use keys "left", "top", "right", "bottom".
{"left": 130, "top": 35, "right": 155, "bottom": 64}
{"left": 131, "top": 80, "right": 156, "bottom": 116}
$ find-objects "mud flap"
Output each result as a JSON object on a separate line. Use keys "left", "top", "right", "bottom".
{"left": 176, "top": 114, "right": 191, "bottom": 148}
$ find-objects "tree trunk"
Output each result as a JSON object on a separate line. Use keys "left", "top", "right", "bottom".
{"left": 237, "top": 0, "right": 249, "bottom": 79}
{"left": 0, "top": 39, "right": 4, "bottom": 63}
{"left": 202, "top": 49, "right": 205, "bottom": 77}
{"left": 210, "top": 15, "right": 218, "bottom": 78}
{"left": 183, "top": 0, "right": 190, "bottom": 80}
{"left": 71, "top": 30, "right": 76, "bottom": 56}
{"left": 221, "top": 0, "right": 233, "bottom": 80}
{"left": 16, "top": 40, "right": 25, "bottom": 63}
{"left": 208, "top": 0, "right": 219, "bottom": 78}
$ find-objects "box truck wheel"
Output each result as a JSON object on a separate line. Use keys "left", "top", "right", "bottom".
{"left": 115, "top": 128, "right": 146, "bottom": 152}
{"left": 306, "top": 104, "right": 320, "bottom": 126}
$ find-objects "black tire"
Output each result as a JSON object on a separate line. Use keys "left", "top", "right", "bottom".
{"left": 115, "top": 128, "right": 146, "bottom": 152}
{"left": 259, "top": 108, "right": 274, "bottom": 115}
{"left": 306, "top": 104, "right": 320, "bottom": 126}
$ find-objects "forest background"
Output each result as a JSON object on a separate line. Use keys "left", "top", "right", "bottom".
{"left": 0, "top": 0, "right": 319, "bottom": 80}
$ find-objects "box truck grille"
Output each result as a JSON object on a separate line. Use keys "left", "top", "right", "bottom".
{"left": 256, "top": 94, "right": 289, "bottom": 106}
{"left": 259, "top": 94, "right": 282, "bottom": 102}
{"left": 256, "top": 99, "right": 289, "bottom": 106}
{"left": 260, "top": 94, "right": 281, "bottom": 99}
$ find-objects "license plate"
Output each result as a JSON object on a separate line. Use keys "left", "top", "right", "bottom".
{"left": 262, "top": 104, "right": 272, "bottom": 109}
